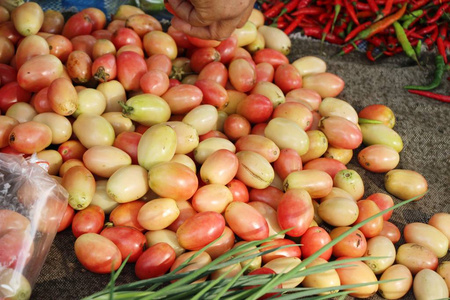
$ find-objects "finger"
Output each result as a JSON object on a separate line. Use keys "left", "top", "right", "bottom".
{"left": 167, "top": 0, "right": 212, "bottom": 27}
{"left": 171, "top": 17, "right": 234, "bottom": 40}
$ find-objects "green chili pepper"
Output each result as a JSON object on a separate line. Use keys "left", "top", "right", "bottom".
{"left": 404, "top": 55, "right": 446, "bottom": 90}
{"left": 415, "top": 40, "right": 422, "bottom": 59}
{"left": 393, "top": 21, "right": 419, "bottom": 65}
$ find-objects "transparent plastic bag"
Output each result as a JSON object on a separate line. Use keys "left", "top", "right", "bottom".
{"left": 0, "top": 153, "right": 68, "bottom": 300}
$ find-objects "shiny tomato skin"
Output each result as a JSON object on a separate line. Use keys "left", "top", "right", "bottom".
{"left": 226, "top": 178, "right": 249, "bottom": 203}
{"left": 111, "top": 27, "right": 142, "bottom": 49}
{"left": 100, "top": 226, "right": 146, "bottom": 263}
{"left": 249, "top": 186, "right": 283, "bottom": 210}
{"left": 260, "top": 239, "right": 301, "bottom": 264}
{"left": 62, "top": 12, "right": 93, "bottom": 39}
{"left": 74, "top": 233, "right": 122, "bottom": 274}
{"left": 57, "top": 204, "right": 75, "bottom": 232}
{"left": 330, "top": 227, "right": 367, "bottom": 258}
{"left": 236, "top": 94, "right": 273, "bottom": 124}
{"left": 116, "top": 51, "right": 147, "bottom": 91}
{"left": 109, "top": 200, "right": 146, "bottom": 232}
{"left": 113, "top": 131, "right": 142, "bottom": 165}
{"left": 0, "top": 81, "right": 32, "bottom": 112}
{"left": 72, "top": 205, "right": 105, "bottom": 238}
{"left": 277, "top": 188, "right": 314, "bottom": 237}
{"left": 176, "top": 211, "right": 226, "bottom": 250}
{"left": 0, "top": 63, "right": 17, "bottom": 86}
{"left": 300, "top": 226, "right": 332, "bottom": 261}
{"left": 273, "top": 148, "right": 303, "bottom": 181}
{"left": 9, "top": 121, "right": 52, "bottom": 154}
{"left": 135, "top": 242, "right": 176, "bottom": 279}
{"left": 215, "top": 35, "right": 238, "bottom": 64}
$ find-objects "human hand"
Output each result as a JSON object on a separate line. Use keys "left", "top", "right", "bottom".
{"left": 167, "top": 0, "right": 256, "bottom": 41}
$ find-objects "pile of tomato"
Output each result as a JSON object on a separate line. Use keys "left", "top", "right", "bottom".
{"left": 0, "top": 2, "right": 449, "bottom": 300}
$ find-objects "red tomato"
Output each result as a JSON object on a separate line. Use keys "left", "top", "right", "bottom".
{"left": 367, "top": 193, "right": 394, "bottom": 221}
{"left": 226, "top": 178, "right": 249, "bottom": 203}
{"left": 319, "top": 116, "right": 362, "bottom": 150}
{"left": 72, "top": 205, "right": 105, "bottom": 238}
{"left": 46, "top": 34, "right": 73, "bottom": 63}
{"left": 253, "top": 48, "right": 289, "bottom": 69}
{"left": 0, "top": 81, "right": 32, "bottom": 112}
{"left": 273, "top": 148, "right": 303, "bottom": 180}
{"left": 228, "top": 58, "right": 256, "bottom": 92}
{"left": 277, "top": 188, "right": 314, "bottom": 237}
{"left": 215, "top": 35, "right": 238, "bottom": 64}
{"left": 100, "top": 226, "right": 146, "bottom": 263}
{"left": 0, "top": 21, "right": 22, "bottom": 45}
{"left": 330, "top": 227, "right": 367, "bottom": 258}
{"left": 187, "top": 35, "right": 220, "bottom": 47}
{"left": 274, "top": 64, "right": 302, "bottom": 93}
{"left": 176, "top": 211, "right": 226, "bottom": 250}
{"left": 195, "top": 79, "right": 228, "bottom": 109}
{"left": 236, "top": 94, "right": 273, "bottom": 124}
{"left": 74, "top": 233, "right": 122, "bottom": 274}
{"left": 303, "top": 158, "right": 347, "bottom": 179}
{"left": 57, "top": 140, "right": 87, "bottom": 162}
{"left": 167, "top": 26, "right": 192, "bottom": 49}
{"left": 167, "top": 200, "right": 197, "bottom": 232}
{"left": 92, "top": 53, "right": 117, "bottom": 83}
{"left": 190, "top": 47, "right": 221, "bottom": 73}
{"left": 250, "top": 123, "right": 268, "bottom": 136}
{"left": 225, "top": 202, "right": 269, "bottom": 241}
{"left": 111, "top": 27, "right": 142, "bottom": 49}
{"left": 140, "top": 69, "right": 169, "bottom": 96}
{"left": 146, "top": 54, "right": 172, "bottom": 75}
{"left": 109, "top": 200, "right": 146, "bottom": 231}
{"left": 223, "top": 114, "right": 251, "bottom": 141}
{"left": 17, "top": 54, "right": 64, "bottom": 92}
{"left": 300, "top": 226, "right": 332, "bottom": 261}
{"left": 199, "top": 130, "right": 228, "bottom": 142}
{"left": 353, "top": 199, "right": 383, "bottom": 238}
{"left": 0, "top": 63, "right": 17, "bottom": 86}
{"left": 197, "top": 61, "right": 228, "bottom": 87}
{"left": 81, "top": 7, "right": 106, "bottom": 31}
{"left": 261, "top": 239, "right": 301, "bottom": 264}
{"left": 379, "top": 220, "right": 401, "bottom": 243}
{"left": 62, "top": 12, "right": 93, "bottom": 39}
{"left": 71, "top": 35, "right": 97, "bottom": 59}
{"left": 116, "top": 51, "right": 147, "bottom": 91}
{"left": 255, "top": 62, "right": 275, "bottom": 83}
{"left": 9, "top": 121, "right": 52, "bottom": 154}
{"left": 248, "top": 186, "right": 283, "bottom": 210}
{"left": 66, "top": 50, "right": 93, "bottom": 84}
{"left": 57, "top": 204, "right": 75, "bottom": 232}
{"left": 30, "top": 87, "right": 52, "bottom": 113}
{"left": 113, "top": 131, "right": 142, "bottom": 165}
{"left": 0, "top": 210, "right": 34, "bottom": 269}
{"left": 161, "top": 84, "right": 203, "bottom": 114}
{"left": 135, "top": 242, "right": 176, "bottom": 279}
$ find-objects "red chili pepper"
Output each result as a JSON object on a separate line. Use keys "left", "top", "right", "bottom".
{"left": 318, "top": 12, "right": 331, "bottom": 23}
{"left": 408, "top": 32, "right": 424, "bottom": 39}
{"left": 261, "top": 2, "right": 270, "bottom": 11}
{"left": 297, "top": 0, "right": 313, "bottom": 9}
{"left": 367, "top": 0, "right": 380, "bottom": 13}
{"left": 264, "top": 2, "right": 285, "bottom": 18}
{"left": 382, "top": 0, "right": 394, "bottom": 15}
{"left": 344, "top": 0, "right": 360, "bottom": 24}
{"left": 356, "top": 3, "right": 407, "bottom": 40}
{"left": 303, "top": 26, "right": 323, "bottom": 36}
{"left": 424, "top": 25, "right": 440, "bottom": 48}
{"left": 416, "top": 24, "right": 438, "bottom": 36}
{"left": 366, "top": 44, "right": 376, "bottom": 61}
{"left": 284, "top": 0, "right": 301, "bottom": 13}
{"left": 368, "top": 35, "right": 385, "bottom": 47}
{"left": 410, "top": 0, "right": 429, "bottom": 10}
{"left": 344, "top": 21, "right": 371, "bottom": 42}
{"left": 387, "top": 35, "right": 398, "bottom": 51}
{"left": 322, "top": 17, "right": 334, "bottom": 42}
{"left": 408, "top": 90, "right": 450, "bottom": 103}
{"left": 338, "top": 39, "right": 364, "bottom": 55}
{"left": 292, "top": 7, "right": 327, "bottom": 16}
{"left": 356, "top": 10, "right": 376, "bottom": 18}
{"left": 426, "top": 3, "right": 449, "bottom": 23}
{"left": 284, "top": 16, "right": 304, "bottom": 35}
{"left": 355, "top": 2, "right": 371, "bottom": 11}
{"left": 437, "top": 25, "right": 448, "bottom": 63}
{"left": 284, "top": 14, "right": 294, "bottom": 22}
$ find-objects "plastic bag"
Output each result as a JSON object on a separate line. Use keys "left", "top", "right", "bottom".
{"left": 0, "top": 153, "right": 68, "bottom": 300}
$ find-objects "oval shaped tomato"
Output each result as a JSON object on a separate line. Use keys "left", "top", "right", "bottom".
{"left": 71, "top": 205, "right": 105, "bottom": 238}
{"left": 277, "top": 188, "right": 314, "bottom": 237}
{"left": 135, "top": 242, "right": 176, "bottom": 280}
{"left": 100, "top": 226, "right": 146, "bottom": 263}
{"left": 300, "top": 226, "right": 332, "bottom": 261}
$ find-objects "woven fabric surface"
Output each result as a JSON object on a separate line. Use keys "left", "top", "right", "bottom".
{"left": 32, "top": 37, "right": 450, "bottom": 300}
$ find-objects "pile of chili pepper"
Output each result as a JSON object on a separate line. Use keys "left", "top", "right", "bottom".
{"left": 259, "top": 0, "right": 450, "bottom": 63}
